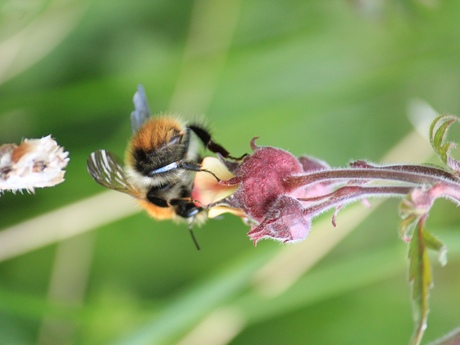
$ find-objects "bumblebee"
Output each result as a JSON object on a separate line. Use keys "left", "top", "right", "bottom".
{"left": 87, "top": 85, "right": 237, "bottom": 241}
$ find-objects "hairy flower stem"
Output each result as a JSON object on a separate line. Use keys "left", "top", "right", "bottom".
{"left": 284, "top": 166, "right": 460, "bottom": 192}
{"left": 300, "top": 185, "right": 413, "bottom": 219}
{"left": 422, "top": 182, "right": 460, "bottom": 205}
{"left": 281, "top": 165, "right": 460, "bottom": 224}
{"left": 351, "top": 162, "right": 460, "bottom": 182}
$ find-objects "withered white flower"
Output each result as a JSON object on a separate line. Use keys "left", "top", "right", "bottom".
{"left": 0, "top": 135, "right": 69, "bottom": 193}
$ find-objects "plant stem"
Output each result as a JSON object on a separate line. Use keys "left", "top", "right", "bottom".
{"left": 284, "top": 166, "right": 460, "bottom": 192}
{"left": 301, "top": 185, "right": 413, "bottom": 219}
{"left": 281, "top": 165, "right": 460, "bottom": 220}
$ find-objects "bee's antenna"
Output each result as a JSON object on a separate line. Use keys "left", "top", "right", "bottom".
{"left": 189, "top": 227, "right": 201, "bottom": 251}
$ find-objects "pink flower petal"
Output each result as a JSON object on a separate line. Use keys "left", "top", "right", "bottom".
{"left": 192, "top": 157, "right": 237, "bottom": 206}
{"left": 248, "top": 196, "right": 311, "bottom": 244}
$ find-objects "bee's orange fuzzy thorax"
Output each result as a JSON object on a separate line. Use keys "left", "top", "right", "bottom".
{"left": 133, "top": 117, "right": 184, "bottom": 149}
{"left": 126, "top": 116, "right": 185, "bottom": 166}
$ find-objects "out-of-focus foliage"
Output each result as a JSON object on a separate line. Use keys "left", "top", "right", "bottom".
{"left": 0, "top": 0, "right": 459, "bottom": 344}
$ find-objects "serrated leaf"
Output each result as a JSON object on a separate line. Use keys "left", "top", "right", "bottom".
{"left": 400, "top": 196, "right": 413, "bottom": 217}
{"left": 408, "top": 219, "right": 432, "bottom": 345}
{"left": 423, "top": 230, "right": 448, "bottom": 266}
{"left": 432, "top": 119, "right": 455, "bottom": 152}
{"left": 429, "top": 115, "right": 460, "bottom": 173}
{"left": 399, "top": 214, "right": 418, "bottom": 242}
{"left": 399, "top": 194, "right": 423, "bottom": 242}
{"left": 438, "top": 143, "right": 452, "bottom": 162}
{"left": 429, "top": 115, "right": 455, "bottom": 149}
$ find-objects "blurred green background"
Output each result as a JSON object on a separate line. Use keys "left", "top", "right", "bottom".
{"left": 1, "top": 0, "right": 460, "bottom": 344}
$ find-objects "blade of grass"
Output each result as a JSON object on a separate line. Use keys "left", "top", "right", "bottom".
{"left": 0, "top": 191, "right": 138, "bottom": 262}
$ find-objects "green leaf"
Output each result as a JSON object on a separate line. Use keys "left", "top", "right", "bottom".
{"left": 399, "top": 213, "right": 418, "bottom": 241}
{"left": 423, "top": 230, "right": 448, "bottom": 266}
{"left": 408, "top": 218, "right": 432, "bottom": 345}
{"left": 429, "top": 115, "right": 460, "bottom": 172}
{"left": 429, "top": 115, "right": 455, "bottom": 150}
{"left": 399, "top": 194, "right": 425, "bottom": 242}
{"left": 402, "top": 190, "right": 449, "bottom": 344}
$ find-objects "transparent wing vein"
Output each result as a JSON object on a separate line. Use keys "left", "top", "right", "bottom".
{"left": 87, "top": 150, "right": 137, "bottom": 196}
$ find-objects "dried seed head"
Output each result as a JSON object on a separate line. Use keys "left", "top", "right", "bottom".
{"left": 0, "top": 136, "right": 69, "bottom": 193}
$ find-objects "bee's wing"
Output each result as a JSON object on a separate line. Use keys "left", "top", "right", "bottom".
{"left": 130, "top": 84, "right": 151, "bottom": 133}
{"left": 87, "top": 150, "right": 138, "bottom": 196}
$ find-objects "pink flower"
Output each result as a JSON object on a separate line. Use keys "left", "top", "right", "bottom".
{"left": 191, "top": 156, "right": 245, "bottom": 219}
{"left": 247, "top": 195, "right": 312, "bottom": 244}
{"left": 193, "top": 135, "right": 459, "bottom": 246}
{"left": 192, "top": 138, "right": 331, "bottom": 244}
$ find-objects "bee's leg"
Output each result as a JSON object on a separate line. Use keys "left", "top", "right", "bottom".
{"left": 188, "top": 125, "right": 246, "bottom": 160}
{"left": 169, "top": 197, "right": 202, "bottom": 250}
{"left": 188, "top": 227, "right": 201, "bottom": 251}
{"left": 177, "top": 161, "right": 221, "bottom": 181}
